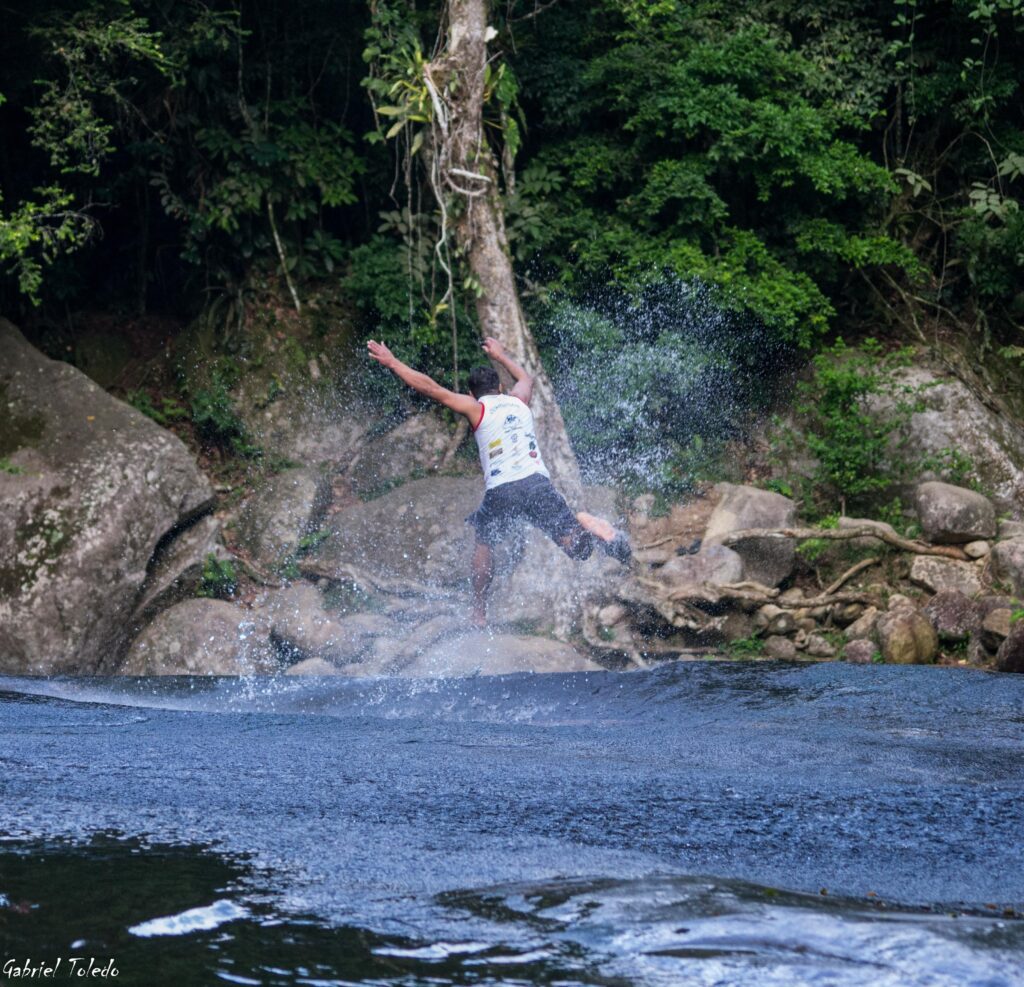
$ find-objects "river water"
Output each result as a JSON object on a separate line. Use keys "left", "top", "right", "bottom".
{"left": 1, "top": 660, "right": 1023, "bottom": 986}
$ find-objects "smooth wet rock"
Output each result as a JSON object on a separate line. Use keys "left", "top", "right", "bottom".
{"left": 234, "top": 467, "right": 331, "bottom": 569}
{"left": 833, "top": 603, "right": 865, "bottom": 626}
{"left": 923, "top": 592, "right": 980, "bottom": 642}
{"left": 384, "top": 632, "right": 600, "bottom": 677}
{"left": 996, "top": 622, "right": 1024, "bottom": 673}
{"left": 121, "top": 599, "right": 276, "bottom": 675}
{"left": 0, "top": 319, "right": 214, "bottom": 675}
{"left": 284, "top": 656, "right": 346, "bottom": 676}
{"left": 909, "top": 556, "right": 982, "bottom": 597}
{"left": 763, "top": 635, "right": 797, "bottom": 660}
{"left": 844, "top": 639, "right": 876, "bottom": 664}
{"left": 704, "top": 483, "right": 797, "bottom": 588}
{"left": 964, "top": 540, "right": 991, "bottom": 559}
{"left": 914, "top": 482, "right": 996, "bottom": 545}
{"left": 876, "top": 605, "right": 938, "bottom": 665}
{"left": 991, "top": 538, "right": 1024, "bottom": 596}
{"left": 754, "top": 604, "right": 784, "bottom": 631}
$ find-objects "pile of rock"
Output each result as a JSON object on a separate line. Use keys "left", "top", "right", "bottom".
{"left": 611, "top": 479, "right": 1024, "bottom": 671}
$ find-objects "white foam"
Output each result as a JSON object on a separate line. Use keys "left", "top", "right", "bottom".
{"left": 128, "top": 898, "right": 248, "bottom": 938}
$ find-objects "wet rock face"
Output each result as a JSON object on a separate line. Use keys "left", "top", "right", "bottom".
{"left": 655, "top": 544, "right": 744, "bottom": 590}
{"left": 347, "top": 412, "right": 453, "bottom": 498}
{"left": 884, "top": 367, "right": 1024, "bottom": 518}
{"left": 914, "top": 482, "right": 997, "bottom": 545}
{"left": 234, "top": 467, "right": 331, "bottom": 569}
{"left": 0, "top": 319, "right": 214, "bottom": 675}
{"left": 120, "top": 598, "right": 277, "bottom": 675}
{"left": 703, "top": 483, "right": 797, "bottom": 588}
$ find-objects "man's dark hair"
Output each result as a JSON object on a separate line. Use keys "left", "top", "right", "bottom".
{"left": 467, "top": 366, "right": 500, "bottom": 398}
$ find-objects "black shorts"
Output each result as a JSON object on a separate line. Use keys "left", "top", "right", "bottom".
{"left": 466, "top": 473, "right": 593, "bottom": 559}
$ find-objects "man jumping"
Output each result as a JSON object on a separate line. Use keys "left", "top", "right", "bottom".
{"left": 367, "top": 336, "right": 631, "bottom": 627}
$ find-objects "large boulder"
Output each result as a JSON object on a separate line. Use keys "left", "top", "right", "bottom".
{"left": 909, "top": 556, "right": 983, "bottom": 597}
{"left": 703, "top": 483, "right": 797, "bottom": 587}
{"left": 398, "top": 631, "right": 601, "bottom": 677}
{"left": 120, "top": 599, "right": 276, "bottom": 674}
{"left": 884, "top": 367, "right": 1024, "bottom": 518}
{"left": 923, "top": 591, "right": 981, "bottom": 642}
{"left": 876, "top": 604, "right": 938, "bottom": 664}
{"left": 234, "top": 467, "right": 331, "bottom": 569}
{"left": 303, "top": 476, "right": 621, "bottom": 632}
{"left": 0, "top": 319, "right": 214, "bottom": 675}
{"left": 991, "top": 538, "right": 1024, "bottom": 596}
{"left": 914, "top": 482, "right": 996, "bottom": 545}
{"left": 654, "top": 544, "right": 744, "bottom": 590}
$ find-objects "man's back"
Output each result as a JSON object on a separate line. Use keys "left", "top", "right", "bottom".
{"left": 472, "top": 393, "right": 549, "bottom": 490}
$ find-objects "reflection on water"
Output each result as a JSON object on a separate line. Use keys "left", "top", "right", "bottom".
{"left": 1, "top": 836, "right": 1022, "bottom": 987}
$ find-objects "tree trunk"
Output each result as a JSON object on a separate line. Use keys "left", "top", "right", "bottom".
{"left": 430, "top": 0, "right": 583, "bottom": 504}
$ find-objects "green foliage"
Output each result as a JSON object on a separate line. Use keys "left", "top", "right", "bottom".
{"left": 728, "top": 635, "right": 766, "bottom": 659}
{"left": 795, "top": 338, "right": 920, "bottom": 512}
{"left": 183, "top": 360, "right": 259, "bottom": 457}
{"left": 1, "top": 457, "right": 26, "bottom": 475}
{"left": 196, "top": 554, "right": 237, "bottom": 599}
{"left": 126, "top": 389, "right": 187, "bottom": 426}
{"left": 917, "top": 447, "right": 983, "bottom": 492}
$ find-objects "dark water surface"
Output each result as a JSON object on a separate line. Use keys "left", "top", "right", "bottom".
{"left": 1, "top": 661, "right": 1023, "bottom": 985}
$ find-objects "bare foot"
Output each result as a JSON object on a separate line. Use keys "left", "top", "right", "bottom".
{"left": 576, "top": 511, "right": 616, "bottom": 543}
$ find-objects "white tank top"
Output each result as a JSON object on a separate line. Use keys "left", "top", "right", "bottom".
{"left": 472, "top": 394, "right": 549, "bottom": 490}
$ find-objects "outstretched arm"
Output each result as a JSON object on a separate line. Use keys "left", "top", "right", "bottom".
{"left": 482, "top": 336, "right": 533, "bottom": 405}
{"left": 367, "top": 340, "right": 482, "bottom": 422}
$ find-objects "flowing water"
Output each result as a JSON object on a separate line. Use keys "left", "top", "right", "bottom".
{"left": 2, "top": 660, "right": 1023, "bottom": 986}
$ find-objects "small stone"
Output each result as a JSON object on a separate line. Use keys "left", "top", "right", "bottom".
{"left": 763, "top": 635, "right": 797, "bottom": 660}
{"left": 981, "top": 609, "right": 1012, "bottom": 652}
{"left": 796, "top": 617, "right": 817, "bottom": 633}
{"left": 833, "top": 603, "right": 864, "bottom": 626}
{"left": 809, "top": 605, "right": 830, "bottom": 620}
{"left": 844, "top": 639, "right": 877, "bottom": 664}
{"left": 779, "top": 588, "right": 805, "bottom": 605}
{"left": 598, "top": 603, "right": 629, "bottom": 626}
{"left": 768, "top": 612, "right": 797, "bottom": 636}
{"left": 720, "top": 611, "right": 756, "bottom": 642}
{"left": 754, "top": 604, "right": 783, "bottom": 631}
{"left": 845, "top": 606, "right": 880, "bottom": 641}
{"left": 794, "top": 629, "right": 809, "bottom": 649}
{"left": 806, "top": 634, "right": 837, "bottom": 658}
{"left": 888, "top": 594, "right": 914, "bottom": 611}
{"left": 964, "top": 540, "right": 990, "bottom": 559}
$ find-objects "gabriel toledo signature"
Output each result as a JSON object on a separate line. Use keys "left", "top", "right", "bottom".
{"left": 3, "top": 957, "right": 119, "bottom": 979}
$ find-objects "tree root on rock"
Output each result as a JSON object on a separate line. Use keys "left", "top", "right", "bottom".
{"left": 721, "top": 525, "right": 969, "bottom": 561}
